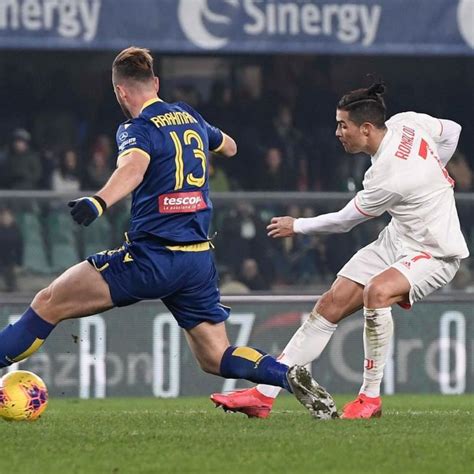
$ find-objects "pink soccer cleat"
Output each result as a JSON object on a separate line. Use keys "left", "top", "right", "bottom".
{"left": 340, "top": 393, "right": 382, "bottom": 419}
{"left": 210, "top": 387, "right": 275, "bottom": 419}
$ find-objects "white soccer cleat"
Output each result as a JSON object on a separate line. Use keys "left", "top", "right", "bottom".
{"left": 286, "top": 366, "right": 339, "bottom": 420}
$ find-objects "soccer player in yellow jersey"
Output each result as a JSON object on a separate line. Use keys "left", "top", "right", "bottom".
{"left": 0, "top": 47, "right": 337, "bottom": 419}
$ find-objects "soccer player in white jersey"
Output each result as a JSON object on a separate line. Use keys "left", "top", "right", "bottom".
{"left": 211, "top": 82, "right": 469, "bottom": 419}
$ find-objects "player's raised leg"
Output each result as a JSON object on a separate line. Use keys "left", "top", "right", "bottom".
{"left": 341, "top": 267, "right": 408, "bottom": 419}
{"left": 0, "top": 261, "right": 114, "bottom": 368}
{"left": 185, "top": 319, "right": 337, "bottom": 418}
{"left": 185, "top": 321, "right": 293, "bottom": 392}
{"left": 211, "top": 276, "right": 364, "bottom": 417}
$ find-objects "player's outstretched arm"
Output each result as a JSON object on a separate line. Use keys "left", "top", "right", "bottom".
{"left": 213, "top": 133, "right": 237, "bottom": 158}
{"left": 69, "top": 150, "right": 149, "bottom": 226}
{"left": 267, "top": 198, "right": 371, "bottom": 238}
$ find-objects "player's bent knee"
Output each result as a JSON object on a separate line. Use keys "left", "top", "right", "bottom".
{"left": 31, "top": 285, "right": 66, "bottom": 325}
{"left": 315, "top": 290, "right": 331, "bottom": 313}
{"left": 31, "top": 287, "right": 54, "bottom": 316}
{"left": 364, "top": 279, "right": 391, "bottom": 307}
{"left": 315, "top": 290, "right": 341, "bottom": 323}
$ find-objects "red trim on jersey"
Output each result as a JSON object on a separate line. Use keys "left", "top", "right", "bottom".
{"left": 353, "top": 199, "right": 376, "bottom": 218}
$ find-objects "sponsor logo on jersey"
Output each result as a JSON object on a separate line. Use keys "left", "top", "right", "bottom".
{"left": 159, "top": 191, "right": 208, "bottom": 213}
{"left": 118, "top": 137, "right": 137, "bottom": 152}
{"left": 119, "top": 132, "right": 128, "bottom": 141}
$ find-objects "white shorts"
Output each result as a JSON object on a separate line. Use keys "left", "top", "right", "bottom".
{"left": 337, "top": 228, "right": 461, "bottom": 308}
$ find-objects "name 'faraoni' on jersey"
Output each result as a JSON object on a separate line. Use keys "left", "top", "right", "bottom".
{"left": 355, "top": 112, "right": 469, "bottom": 259}
{"left": 114, "top": 99, "right": 225, "bottom": 243}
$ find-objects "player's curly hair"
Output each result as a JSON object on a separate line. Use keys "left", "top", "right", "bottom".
{"left": 337, "top": 81, "right": 387, "bottom": 129}
{"left": 112, "top": 46, "right": 155, "bottom": 83}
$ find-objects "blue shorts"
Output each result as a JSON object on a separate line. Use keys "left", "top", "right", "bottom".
{"left": 87, "top": 238, "right": 230, "bottom": 330}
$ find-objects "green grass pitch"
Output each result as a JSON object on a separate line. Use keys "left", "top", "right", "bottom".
{"left": 0, "top": 395, "right": 472, "bottom": 474}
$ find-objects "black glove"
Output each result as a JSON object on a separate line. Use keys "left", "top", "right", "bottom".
{"left": 68, "top": 195, "right": 107, "bottom": 226}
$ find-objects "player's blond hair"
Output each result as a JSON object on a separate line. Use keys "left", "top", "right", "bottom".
{"left": 112, "top": 47, "right": 155, "bottom": 83}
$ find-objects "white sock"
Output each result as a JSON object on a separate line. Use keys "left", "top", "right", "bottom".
{"left": 359, "top": 307, "right": 393, "bottom": 398}
{"left": 256, "top": 311, "right": 337, "bottom": 398}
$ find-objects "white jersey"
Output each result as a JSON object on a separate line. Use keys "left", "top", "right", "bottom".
{"left": 355, "top": 112, "right": 469, "bottom": 259}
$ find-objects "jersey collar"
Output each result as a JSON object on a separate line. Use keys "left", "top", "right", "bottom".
{"left": 140, "top": 97, "right": 162, "bottom": 113}
{"left": 371, "top": 128, "right": 393, "bottom": 163}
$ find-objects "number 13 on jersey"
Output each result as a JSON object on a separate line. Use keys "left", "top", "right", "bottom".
{"left": 170, "top": 130, "right": 207, "bottom": 190}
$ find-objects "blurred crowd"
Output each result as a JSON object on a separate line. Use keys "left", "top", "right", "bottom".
{"left": 0, "top": 53, "right": 473, "bottom": 292}
{"left": 0, "top": 129, "right": 114, "bottom": 193}
{"left": 1, "top": 195, "right": 472, "bottom": 294}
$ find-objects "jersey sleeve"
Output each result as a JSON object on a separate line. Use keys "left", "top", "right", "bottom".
{"left": 294, "top": 198, "right": 371, "bottom": 235}
{"left": 355, "top": 186, "right": 401, "bottom": 217}
{"left": 204, "top": 121, "right": 225, "bottom": 152}
{"left": 116, "top": 121, "right": 152, "bottom": 162}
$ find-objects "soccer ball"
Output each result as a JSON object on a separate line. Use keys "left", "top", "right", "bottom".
{"left": 0, "top": 370, "right": 48, "bottom": 421}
